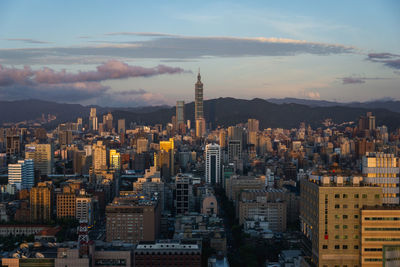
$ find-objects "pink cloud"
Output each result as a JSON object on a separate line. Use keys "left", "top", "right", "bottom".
{"left": 0, "top": 60, "right": 187, "bottom": 86}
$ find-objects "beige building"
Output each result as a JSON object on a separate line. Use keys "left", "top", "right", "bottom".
{"left": 92, "top": 141, "right": 107, "bottom": 171}
{"left": 106, "top": 196, "right": 160, "bottom": 243}
{"left": 239, "top": 196, "right": 286, "bottom": 232}
{"left": 225, "top": 175, "right": 265, "bottom": 205}
{"left": 25, "top": 143, "right": 53, "bottom": 175}
{"left": 300, "top": 175, "right": 383, "bottom": 267}
{"left": 361, "top": 206, "right": 400, "bottom": 266}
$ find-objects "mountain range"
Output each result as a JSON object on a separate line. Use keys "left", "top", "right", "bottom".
{"left": 1, "top": 98, "right": 400, "bottom": 130}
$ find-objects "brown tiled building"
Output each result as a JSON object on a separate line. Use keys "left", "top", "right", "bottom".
{"left": 30, "top": 181, "right": 54, "bottom": 223}
{"left": 106, "top": 196, "right": 161, "bottom": 243}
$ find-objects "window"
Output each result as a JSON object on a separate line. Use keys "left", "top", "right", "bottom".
{"left": 354, "top": 225, "right": 359, "bottom": 229}
{"left": 343, "top": 245, "right": 348, "bottom": 249}
{"left": 335, "top": 245, "right": 340, "bottom": 249}
{"left": 343, "top": 215, "right": 348, "bottom": 219}
{"left": 335, "top": 204, "right": 340, "bottom": 209}
{"left": 343, "top": 204, "right": 348, "bottom": 208}
{"left": 354, "top": 235, "right": 359, "bottom": 239}
{"left": 362, "top": 194, "right": 367, "bottom": 198}
{"left": 354, "top": 204, "right": 359, "bottom": 208}
{"left": 343, "top": 194, "right": 348, "bottom": 198}
{"left": 354, "top": 245, "right": 359, "bottom": 249}
{"left": 335, "top": 225, "right": 340, "bottom": 229}
{"left": 335, "top": 194, "right": 340, "bottom": 198}
{"left": 335, "top": 215, "right": 340, "bottom": 219}
{"left": 375, "top": 194, "right": 380, "bottom": 199}
{"left": 335, "top": 235, "right": 340, "bottom": 239}
{"left": 343, "top": 235, "right": 348, "bottom": 239}
{"left": 354, "top": 194, "right": 359, "bottom": 198}
{"left": 354, "top": 215, "right": 359, "bottom": 219}
{"left": 343, "top": 225, "right": 348, "bottom": 229}
{"left": 322, "top": 245, "right": 328, "bottom": 249}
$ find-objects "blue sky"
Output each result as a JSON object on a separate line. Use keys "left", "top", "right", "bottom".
{"left": 0, "top": 0, "right": 399, "bottom": 106}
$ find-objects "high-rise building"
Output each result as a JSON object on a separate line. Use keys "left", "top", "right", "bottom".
{"left": 106, "top": 196, "right": 161, "bottom": 243}
{"left": 362, "top": 152, "right": 399, "bottom": 205}
{"left": 92, "top": 141, "right": 107, "bottom": 171}
{"left": 194, "top": 70, "right": 204, "bottom": 121}
{"left": 30, "top": 181, "right": 54, "bottom": 223}
{"left": 56, "top": 191, "right": 76, "bottom": 219}
{"left": 361, "top": 206, "right": 400, "bottom": 266}
{"left": 176, "top": 101, "right": 185, "bottom": 125}
{"left": 109, "top": 149, "right": 121, "bottom": 170}
{"left": 103, "top": 112, "right": 113, "bottom": 131}
{"left": 59, "top": 130, "right": 72, "bottom": 146}
{"left": 89, "top": 107, "right": 98, "bottom": 131}
{"left": 195, "top": 117, "right": 206, "bottom": 137}
{"left": 156, "top": 138, "right": 175, "bottom": 178}
{"left": 300, "top": 175, "right": 383, "bottom": 267}
{"left": 175, "top": 174, "right": 192, "bottom": 215}
{"left": 136, "top": 138, "right": 148, "bottom": 154}
{"left": 117, "top": 119, "right": 125, "bottom": 134}
{"left": 248, "top": 118, "right": 259, "bottom": 132}
{"left": 76, "top": 190, "right": 94, "bottom": 225}
{"left": 25, "top": 143, "right": 53, "bottom": 175}
{"left": 205, "top": 143, "right": 221, "bottom": 185}
{"left": 228, "top": 140, "right": 242, "bottom": 162}
{"left": 8, "top": 159, "right": 34, "bottom": 190}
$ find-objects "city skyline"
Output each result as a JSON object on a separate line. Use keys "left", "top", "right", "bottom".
{"left": 0, "top": 0, "right": 399, "bottom": 106}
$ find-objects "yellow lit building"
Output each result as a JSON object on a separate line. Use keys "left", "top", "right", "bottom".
{"left": 109, "top": 149, "right": 121, "bottom": 170}
{"left": 362, "top": 152, "right": 399, "bottom": 204}
{"left": 92, "top": 141, "right": 107, "bottom": 171}
{"left": 30, "top": 181, "right": 54, "bottom": 223}
{"left": 25, "top": 143, "right": 53, "bottom": 175}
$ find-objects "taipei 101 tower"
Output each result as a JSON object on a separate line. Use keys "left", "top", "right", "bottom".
{"left": 195, "top": 70, "right": 206, "bottom": 137}
{"left": 195, "top": 70, "right": 204, "bottom": 120}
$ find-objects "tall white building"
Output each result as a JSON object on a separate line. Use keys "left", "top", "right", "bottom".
{"left": 8, "top": 159, "right": 34, "bottom": 190}
{"left": 362, "top": 152, "right": 399, "bottom": 204}
{"left": 205, "top": 143, "right": 221, "bottom": 185}
{"left": 76, "top": 189, "right": 94, "bottom": 225}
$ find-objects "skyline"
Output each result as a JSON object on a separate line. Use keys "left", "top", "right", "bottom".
{"left": 1, "top": 0, "right": 400, "bottom": 106}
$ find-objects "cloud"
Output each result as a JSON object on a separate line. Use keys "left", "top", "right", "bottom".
{"left": 341, "top": 76, "right": 391, "bottom": 85}
{"left": 104, "top": 32, "right": 178, "bottom": 37}
{"left": 342, "top": 77, "right": 366, "bottom": 84}
{"left": 5, "top": 38, "right": 51, "bottom": 44}
{"left": 367, "top": 52, "right": 400, "bottom": 70}
{"left": 0, "top": 60, "right": 187, "bottom": 86}
{"left": 0, "top": 35, "right": 355, "bottom": 65}
{"left": 0, "top": 61, "right": 187, "bottom": 105}
{"left": 306, "top": 91, "right": 320, "bottom": 99}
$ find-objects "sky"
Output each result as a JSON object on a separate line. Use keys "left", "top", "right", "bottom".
{"left": 0, "top": 0, "right": 399, "bottom": 107}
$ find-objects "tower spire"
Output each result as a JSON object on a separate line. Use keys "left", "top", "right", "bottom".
{"left": 197, "top": 68, "right": 201, "bottom": 81}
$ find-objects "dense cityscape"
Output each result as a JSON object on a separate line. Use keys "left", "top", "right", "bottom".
{"left": 0, "top": 70, "right": 399, "bottom": 267}
{"left": 1, "top": 1, "right": 400, "bottom": 267}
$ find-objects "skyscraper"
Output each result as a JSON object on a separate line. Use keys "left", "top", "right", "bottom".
{"left": 30, "top": 181, "right": 54, "bottom": 223}
{"left": 194, "top": 71, "right": 204, "bottom": 121}
{"left": 8, "top": 159, "right": 34, "bottom": 190}
{"left": 109, "top": 149, "right": 121, "bottom": 170}
{"left": 92, "top": 141, "right": 107, "bottom": 171}
{"left": 89, "top": 107, "right": 98, "bottom": 131}
{"left": 117, "top": 119, "right": 126, "bottom": 134}
{"left": 25, "top": 143, "right": 53, "bottom": 175}
{"left": 205, "top": 143, "right": 221, "bottom": 185}
{"left": 176, "top": 101, "right": 185, "bottom": 125}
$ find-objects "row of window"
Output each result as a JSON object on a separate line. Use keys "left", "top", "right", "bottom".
{"left": 364, "top": 227, "right": 400, "bottom": 231}
{"left": 322, "top": 245, "right": 358, "bottom": 250}
{"left": 364, "top": 217, "right": 400, "bottom": 221}
{"left": 334, "top": 235, "right": 358, "bottom": 239}
{"left": 334, "top": 194, "right": 375, "bottom": 199}
{"left": 334, "top": 224, "right": 358, "bottom": 229}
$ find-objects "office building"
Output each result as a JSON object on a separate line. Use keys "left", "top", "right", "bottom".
{"left": 106, "top": 196, "right": 160, "bottom": 243}
{"left": 8, "top": 159, "right": 34, "bottom": 190}
{"left": 92, "top": 141, "right": 107, "bottom": 171}
{"left": 136, "top": 138, "right": 148, "bottom": 154}
{"left": 248, "top": 118, "right": 259, "bottom": 132}
{"left": 228, "top": 140, "right": 242, "bottom": 162}
{"left": 300, "top": 175, "right": 383, "bottom": 267}
{"left": 362, "top": 152, "right": 399, "bottom": 204}
{"left": 195, "top": 117, "right": 206, "bottom": 137}
{"left": 56, "top": 192, "right": 76, "bottom": 219}
{"left": 76, "top": 190, "right": 94, "bottom": 225}
{"left": 89, "top": 107, "right": 98, "bottom": 131}
{"left": 25, "top": 143, "right": 53, "bottom": 176}
{"left": 109, "top": 149, "right": 121, "bottom": 170}
{"left": 134, "top": 240, "right": 201, "bottom": 267}
{"left": 176, "top": 100, "right": 185, "bottom": 125}
{"left": 117, "top": 119, "right": 126, "bottom": 134}
{"left": 175, "top": 174, "right": 192, "bottom": 215}
{"left": 30, "top": 181, "right": 54, "bottom": 223}
{"left": 361, "top": 206, "right": 400, "bottom": 266}
{"left": 205, "top": 143, "right": 221, "bottom": 185}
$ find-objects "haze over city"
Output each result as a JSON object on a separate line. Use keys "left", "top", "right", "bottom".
{"left": 1, "top": 0, "right": 399, "bottom": 106}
